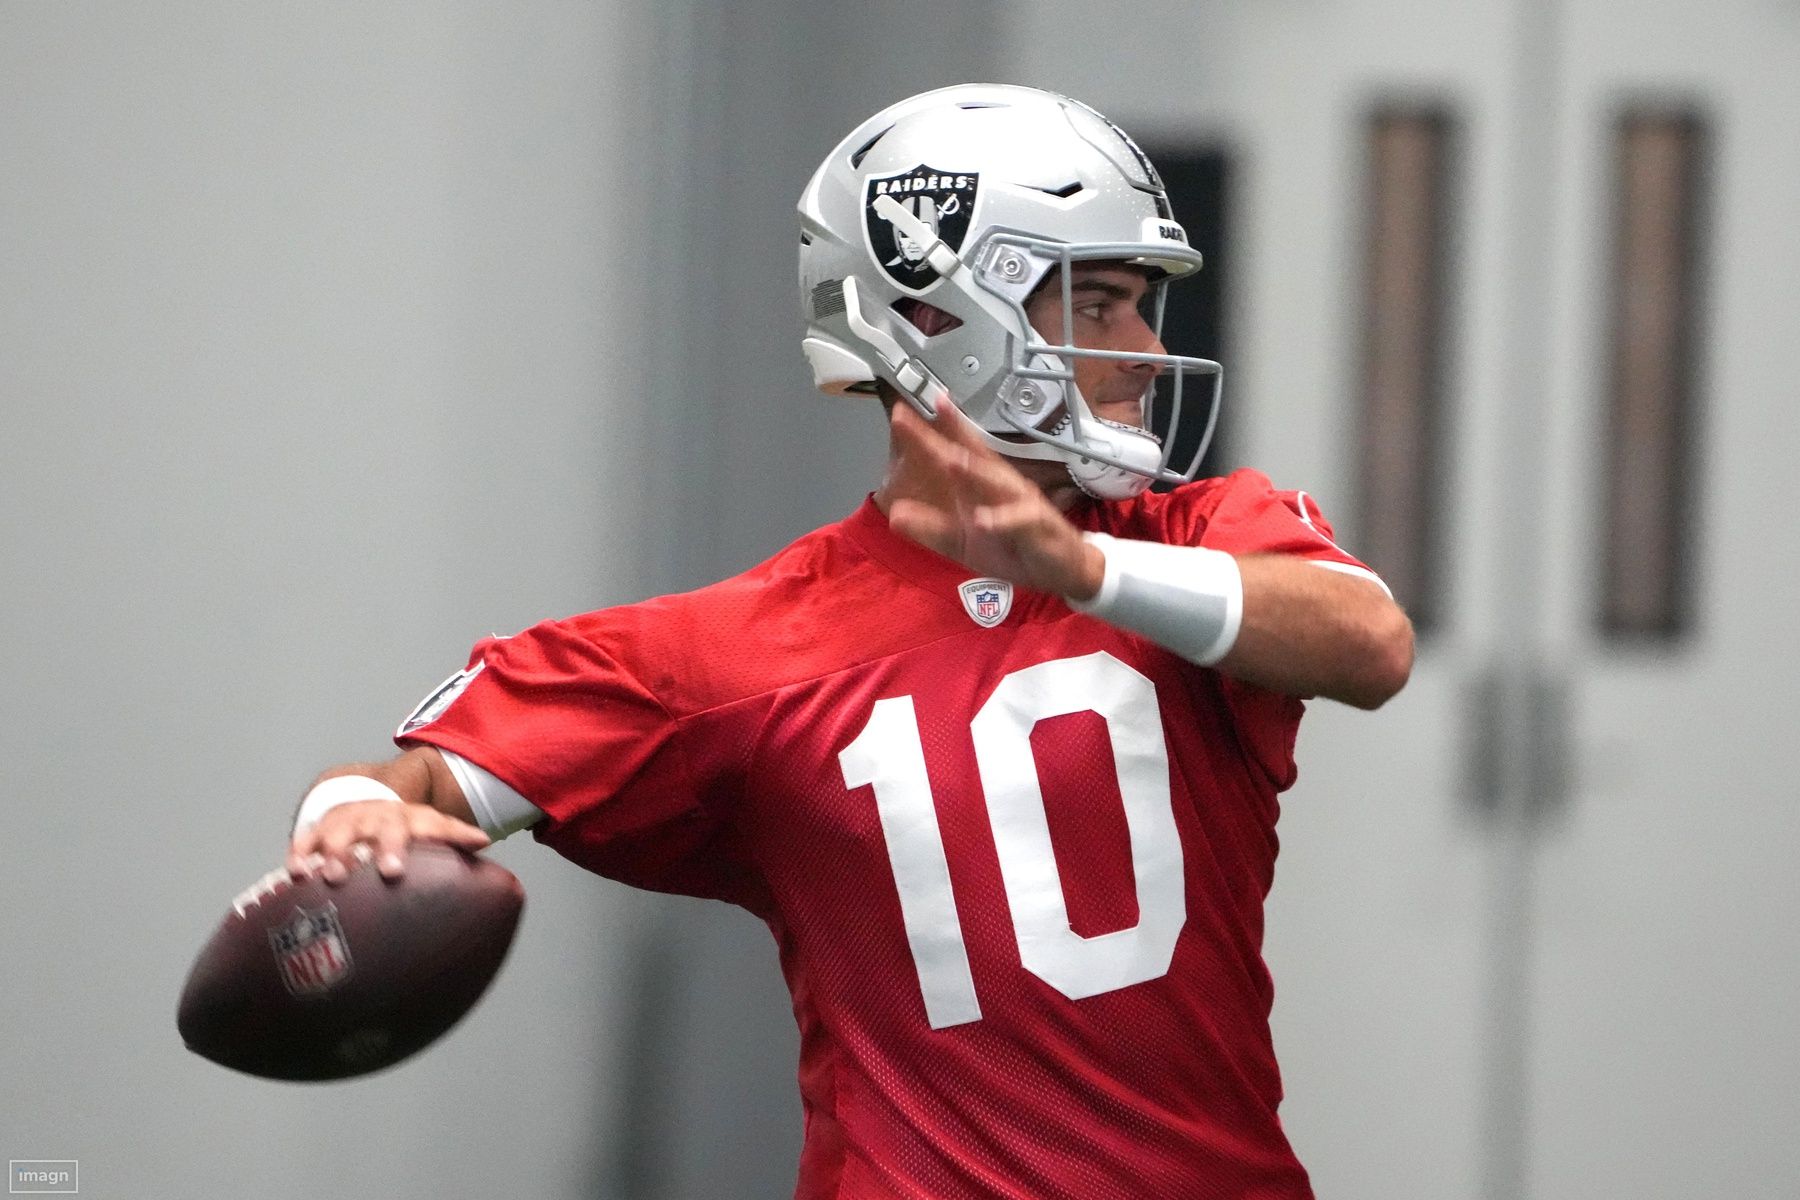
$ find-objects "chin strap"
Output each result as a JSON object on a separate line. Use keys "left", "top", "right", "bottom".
{"left": 1054, "top": 413, "right": 1162, "bottom": 499}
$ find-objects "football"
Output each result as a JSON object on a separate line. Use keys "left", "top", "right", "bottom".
{"left": 177, "top": 842, "right": 524, "bottom": 1081}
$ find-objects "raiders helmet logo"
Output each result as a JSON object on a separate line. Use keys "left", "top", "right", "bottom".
{"left": 864, "top": 164, "right": 979, "bottom": 292}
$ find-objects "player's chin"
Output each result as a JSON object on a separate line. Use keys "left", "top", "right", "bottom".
{"left": 1092, "top": 401, "right": 1145, "bottom": 428}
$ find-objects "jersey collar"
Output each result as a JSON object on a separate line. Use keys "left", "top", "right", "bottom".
{"left": 843, "top": 494, "right": 976, "bottom": 595}
{"left": 841, "top": 494, "right": 1107, "bottom": 620}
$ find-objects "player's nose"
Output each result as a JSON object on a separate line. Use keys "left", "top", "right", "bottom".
{"left": 1117, "top": 314, "right": 1167, "bottom": 373}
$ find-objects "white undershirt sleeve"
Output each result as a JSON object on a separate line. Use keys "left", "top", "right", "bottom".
{"left": 438, "top": 749, "right": 545, "bottom": 840}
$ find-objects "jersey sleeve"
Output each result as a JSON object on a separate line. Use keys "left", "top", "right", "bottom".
{"left": 1185, "top": 468, "right": 1387, "bottom": 591}
{"left": 394, "top": 616, "right": 758, "bottom": 906}
{"left": 1171, "top": 470, "right": 1388, "bottom": 792}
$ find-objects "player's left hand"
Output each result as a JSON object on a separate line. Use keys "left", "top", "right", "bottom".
{"left": 886, "top": 399, "right": 1104, "bottom": 600}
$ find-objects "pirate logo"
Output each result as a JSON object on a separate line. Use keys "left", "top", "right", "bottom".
{"left": 865, "top": 165, "right": 979, "bottom": 292}
{"left": 269, "top": 903, "right": 355, "bottom": 997}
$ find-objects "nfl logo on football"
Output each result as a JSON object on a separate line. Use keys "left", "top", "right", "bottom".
{"left": 269, "top": 904, "right": 354, "bottom": 996}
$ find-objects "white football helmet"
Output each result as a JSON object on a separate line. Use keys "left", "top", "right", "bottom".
{"left": 797, "top": 84, "right": 1222, "bottom": 499}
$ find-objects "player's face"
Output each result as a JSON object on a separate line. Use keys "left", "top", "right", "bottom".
{"left": 993, "top": 263, "right": 1165, "bottom": 501}
{"left": 1023, "top": 263, "right": 1165, "bottom": 429}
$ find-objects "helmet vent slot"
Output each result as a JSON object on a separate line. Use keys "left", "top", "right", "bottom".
{"left": 849, "top": 126, "right": 893, "bottom": 168}
{"left": 1026, "top": 181, "right": 1085, "bottom": 199}
{"left": 810, "top": 280, "right": 847, "bottom": 320}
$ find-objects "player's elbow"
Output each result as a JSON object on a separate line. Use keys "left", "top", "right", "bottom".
{"left": 1342, "top": 601, "right": 1415, "bottom": 710}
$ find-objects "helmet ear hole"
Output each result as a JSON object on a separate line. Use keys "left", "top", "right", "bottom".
{"left": 891, "top": 298, "right": 964, "bottom": 337}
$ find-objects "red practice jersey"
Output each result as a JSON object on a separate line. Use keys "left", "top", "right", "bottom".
{"left": 399, "top": 469, "right": 1382, "bottom": 1200}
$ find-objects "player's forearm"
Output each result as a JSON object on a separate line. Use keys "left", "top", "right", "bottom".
{"left": 1218, "top": 554, "right": 1414, "bottom": 709}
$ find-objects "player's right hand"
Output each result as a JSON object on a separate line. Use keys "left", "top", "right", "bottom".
{"left": 287, "top": 801, "right": 491, "bottom": 885}
{"left": 887, "top": 398, "right": 1104, "bottom": 599}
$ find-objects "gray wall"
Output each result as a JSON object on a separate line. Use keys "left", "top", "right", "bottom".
{"left": 3, "top": 4, "right": 664, "bottom": 1197}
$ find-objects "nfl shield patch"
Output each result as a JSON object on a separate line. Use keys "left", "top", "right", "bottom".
{"left": 957, "top": 578, "right": 1013, "bottom": 629}
{"left": 269, "top": 904, "right": 354, "bottom": 996}
{"left": 865, "top": 164, "right": 979, "bottom": 292}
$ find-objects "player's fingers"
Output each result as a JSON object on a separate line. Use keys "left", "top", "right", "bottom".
{"left": 897, "top": 424, "right": 1007, "bottom": 513}
{"left": 312, "top": 804, "right": 390, "bottom": 884}
{"left": 912, "top": 403, "right": 1030, "bottom": 498}
{"left": 901, "top": 411, "right": 1029, "bottom": 517}
{"left": 418, "top": 807, "right": 492, "bottom": 850}
{"left": 899, "top": 398, "right": 1000, "bottom": 470}
{"left": 923, "top": 398, "right": 1009, "bottom": 466}
{"left": 891, "top": 402, "right": 964, "bottom": 480}
{"left": 942, "top": 449, "right": 1014, "bottom": 511}
{"left": 286, "top": 828, "right": 320, "bottom": 876}
{"left": 374, "top": 808, "right": 490, "bottom": 879}
{"left": 372, "top": 813, "right": 412, "bottom": 879}
{"left": 888, "top": 498, "right": 961, "bottom": 556}
{"left": 889, "top": 397, "right": 936, "bottom": 444}
{"left": 920, "top": 395, "right": 976, "bottom": 439}
{"left": 972, "top": 496, "right": 1044, "bottom": 537}
{"left": 309, "top": 822, "right": 356, "bottom": 875}
{"left": 940, "top": 446, "right": 1036, "bottom": 514}
{"left": 310, "top": 809, "right": 370, "bottom": 860}
{"left": 909, "top": 410, "right": 984, "bottom": 477}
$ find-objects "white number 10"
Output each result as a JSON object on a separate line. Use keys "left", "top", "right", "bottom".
{"left": 837, "top": 651, "right": 1186, "bottom": 1029}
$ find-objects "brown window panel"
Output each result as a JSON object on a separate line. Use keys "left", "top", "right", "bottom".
{"left": 1601, "top": 109, "right": 1706, "bottom": 639}
{"left": 1359, "top": 106, "right": 1455, "bottom": 631}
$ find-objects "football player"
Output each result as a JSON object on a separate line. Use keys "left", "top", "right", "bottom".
{"left": 288, "top": 84, "right": 1412, "bottom": 1198}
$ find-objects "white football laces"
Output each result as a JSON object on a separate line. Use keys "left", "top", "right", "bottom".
{"left": 229, "top": 847, "right": 366, "bottom": 917}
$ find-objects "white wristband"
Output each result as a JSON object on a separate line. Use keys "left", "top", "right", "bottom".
{"left": 1068, "top": 532, "right": 1244, "bottom": 666}
{"left": 293, "top": 774, "right": 403, "bottom": 835}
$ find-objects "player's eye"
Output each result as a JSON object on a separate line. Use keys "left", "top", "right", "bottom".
{"left": 1135, "top": 290, "right": 1160, "bottom": 327}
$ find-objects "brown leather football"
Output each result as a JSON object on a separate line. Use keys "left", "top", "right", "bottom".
{"left": 177, "top": 843, "right": 524, "bottom": 1081}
